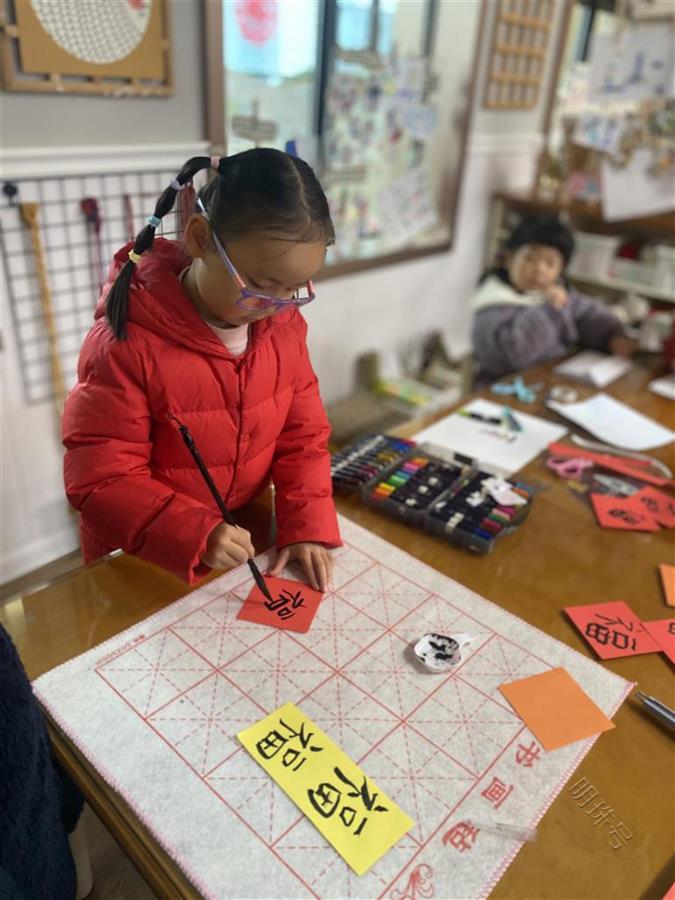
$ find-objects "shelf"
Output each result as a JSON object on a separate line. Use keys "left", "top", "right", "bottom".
{"left": 568, "top": 272, "right": 675, "bottom": 304}
{"left": 495, "top": 191, "right": 675, "bottom": 238}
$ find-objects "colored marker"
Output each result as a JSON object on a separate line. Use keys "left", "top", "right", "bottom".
{"left": 501, "top": 407, "right": 523, "bottom": 433}
{"left": 459, "top": 409, "right": 503, "bottom": 425}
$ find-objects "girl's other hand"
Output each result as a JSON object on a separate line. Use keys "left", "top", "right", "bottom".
{"left": 202, "top": 522, "right": 255, "bottom": 569}
{"left": 544, "top": 284, "right": 568, "bottom": 310}
{"left": 268, "top": 543, "right": 333, "bottom": 592}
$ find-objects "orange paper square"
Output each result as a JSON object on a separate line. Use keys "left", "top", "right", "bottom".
{"left": 659, "top": 564, "right": 675, "bottom": 608}
{"left": 499, "top": 668, "right": 615, "bottom": 751}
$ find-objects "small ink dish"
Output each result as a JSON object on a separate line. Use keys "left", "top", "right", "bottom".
{"left": 413, "top": 632, "right": 475, "bottom": 672}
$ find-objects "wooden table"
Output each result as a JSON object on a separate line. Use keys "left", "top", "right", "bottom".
{"left": 2, "top": 359, "right": 674, "bottom": 900}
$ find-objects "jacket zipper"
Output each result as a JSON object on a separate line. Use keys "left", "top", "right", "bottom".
{"left": 225, "top": 360, "right": 245, "bottom": 507}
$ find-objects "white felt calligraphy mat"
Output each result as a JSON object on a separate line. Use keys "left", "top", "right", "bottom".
{"left": 33, "top": 517, "right": 632, "bottom": 899}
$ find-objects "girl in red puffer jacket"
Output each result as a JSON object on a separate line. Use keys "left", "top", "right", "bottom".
{"left": 63, "top": 149, "right": 340, "bottom": 590}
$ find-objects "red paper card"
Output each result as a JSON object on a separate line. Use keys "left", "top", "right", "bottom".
{"left": 590, "top": 493, "right": 659, "bottom": 532}
{"left": 642, "top": 618, "right": 675, "bottom": 664}
{"left": 565, "top": 600, "right": 660, "bottom": 659}
{"left": 631, "top": 487, "right": 675, "bottom": 528}
{"left": 660, "top": 564, "right": 675, "bottom": 607}
{"left": 237, "top": 576, "right": 323, "bottom": 633}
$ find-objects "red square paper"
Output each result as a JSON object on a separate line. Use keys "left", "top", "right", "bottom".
{"left": 237, "top": 576, "right": 323, "bottom": 633}
{"left": 564, "top": 600, "right": 660, "bottom": 659}
{"left": 590, "top": 493, "right": 659, "bottom": 532}
{"left": 631, "top": 487, "right": 675, "bottom": 528}
{"left": 642, "top": 618, "right": 675, "bottom": 664}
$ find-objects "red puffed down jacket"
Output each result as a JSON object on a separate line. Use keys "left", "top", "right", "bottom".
{"left": 62, "top": 239, "right": 340, "bottom": 583}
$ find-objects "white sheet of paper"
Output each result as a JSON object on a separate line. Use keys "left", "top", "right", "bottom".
{"left": 573, "top": 113, "right": 623, "bottom": 155}
{"left": 601, "top": 150, "right": 675, "bottom": 222}
{"left": 547, "top": 392, "right": 674, "bottom": 451}
{"left": 414, "top": 398, "right": 567, "bottom": 476}
{"left": 588, "top": 23, "right": 675, "bottom": 103}
{"left": 649, "top": 374, "right": 675, "bottom": 401}
{"left": 400, "top": 103, "right": 438, "bottom": 142}
{"left": 377, "top": 167, "right": 438, "bottom": 243}
{"left": 554, "top": 351, "right": 633, "bottom": 387}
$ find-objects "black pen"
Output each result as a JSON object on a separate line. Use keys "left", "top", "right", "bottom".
{"left": 169, "top": 414, "right": 274, "bottom": 603}
{"left": 635, "top": 691, "right": 675, "bottom": 730}
{"left": 458, "top": 409, "right": 503, "bottom": 425}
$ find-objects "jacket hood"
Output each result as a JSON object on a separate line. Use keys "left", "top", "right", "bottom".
{"left": 95, "top": 238, "right": 293, "bottom": 357}
{"left": 471, "top": 274, "right": 546, "bottom": 313}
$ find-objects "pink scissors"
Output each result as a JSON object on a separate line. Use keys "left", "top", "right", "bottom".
{"left": 546, "top": 456, "right": 594, "bottom": 480}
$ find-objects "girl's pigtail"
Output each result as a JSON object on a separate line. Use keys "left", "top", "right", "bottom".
{"left": 106, "top": 156, "right": 214, "bottom": 339}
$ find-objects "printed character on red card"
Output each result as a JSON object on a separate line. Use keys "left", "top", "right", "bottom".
{"left": 631, "top": 487, "right": 675, "bottom": 529}
{"left": 237, "top": 576, "right": 323, "bottom": 633}
{"left": 565, "top": 600, "right": 660, "bottom": 660}
{"left": 590, "top": 493, "right": 659, "bottom": 532}
{"left": 641, "top": 619, "right": 675, "bottom": 664}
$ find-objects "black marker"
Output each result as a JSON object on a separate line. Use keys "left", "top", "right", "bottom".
{"left": 458, "top": 409, "right": 503, "bottom": 425}
{"left": 169, "top": 414, "right": 274, "bottom": 603}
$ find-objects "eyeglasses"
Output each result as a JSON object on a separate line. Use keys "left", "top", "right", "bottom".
{"left": 196, "top": 198, "right": 315, "bottom": 312}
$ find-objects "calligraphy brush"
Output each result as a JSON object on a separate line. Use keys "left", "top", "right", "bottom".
{"left": 169, "top": 414, "right": 274, "bottom": 603}
{"left": 80, "top": 196, "right": 103, "bottom": 292}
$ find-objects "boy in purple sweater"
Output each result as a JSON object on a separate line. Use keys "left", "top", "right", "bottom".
{"left": 471, "top": 216, "right": 635, "bottom": 382}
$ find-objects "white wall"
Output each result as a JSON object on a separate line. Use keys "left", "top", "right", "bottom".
{"left": 1, "top": 0, "right": 203, "bottom": 148}
{"left": 0, "top": 0, "right": 563, "bottom": 583}
{"left": 1, "top": 267, "right": 81, "bottom": 580}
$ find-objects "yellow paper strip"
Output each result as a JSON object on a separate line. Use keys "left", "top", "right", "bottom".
{"left": 237, "top": 702, "right": 414, "bottom": 876}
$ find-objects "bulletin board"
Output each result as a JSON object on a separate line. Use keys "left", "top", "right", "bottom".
{"left": 0, "top": 0, "right": 173, "bottom": 96}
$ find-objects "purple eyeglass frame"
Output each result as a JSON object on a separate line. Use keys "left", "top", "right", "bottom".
{"left": 196, "top": 197, "right": 315, "bottom": 311}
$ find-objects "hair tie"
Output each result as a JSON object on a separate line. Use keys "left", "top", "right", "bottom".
{"left": 128, "top": 249, "right": 143, "bottom": 265}
{"left": 147, "top": 215, "right": 161, "bottom": 228}
{"left": 211, "top": 156, "right": 220, "bottom": 172}
{"left": 170, "top": 178, "right": 186, "bottom": 192}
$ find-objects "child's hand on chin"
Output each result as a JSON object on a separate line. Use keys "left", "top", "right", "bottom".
{"left": 609, "top": 334, "right": 637, "bottom": 358}
{"left": 268, "top": 543, "right": 333, "bottom": 592}
{"left": 544, "top": 284, "right": 568, "bottom": 310}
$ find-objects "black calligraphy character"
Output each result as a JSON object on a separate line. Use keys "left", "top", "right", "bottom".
{"left": 264, "top": 588, "right": 306, "bottom": 621}
{"left": 609, "top": 631, "right": 636, "bottom": 651}
{"left": 597, "top": 615, "right": 634, "bottom": 632}
{"left": 281, "top": 747, "right": 307, "bottom": 772}
{"left": 281, "top": 718, "right": 323, "bottom": 753}
{"left": 256, "top": 716, "right": 323, "bottom": 765}
{"left": 333, "top": 767, "right": 389, "bottom": 814}
{"left": 307, "top": 768, "right": 388, "bottom": 837}
{"left": 608, "top": 509, "right": 639, "bottom": 525}
{"left": 308, "top": 781, "right": 342, "bottom": 818}
{"left": 585, "top": 622, "right": 610, "bottom": 645}
{"left": 256, "top": 728, "right": 288, "bottom": 760}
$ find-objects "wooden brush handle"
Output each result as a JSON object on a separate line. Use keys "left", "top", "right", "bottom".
{"left": 20, "top": 202, "right": 67, "bottom": 413}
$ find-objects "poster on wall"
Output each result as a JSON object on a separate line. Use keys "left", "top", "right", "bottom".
{"left": 1, "top": 0, "right": 173, "bottom": 96}
{"left": 587, "top": 22, "right": 675, "bottom": 103}
{"left": 601, "top": 149, "right": 675, "bottom": 221}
